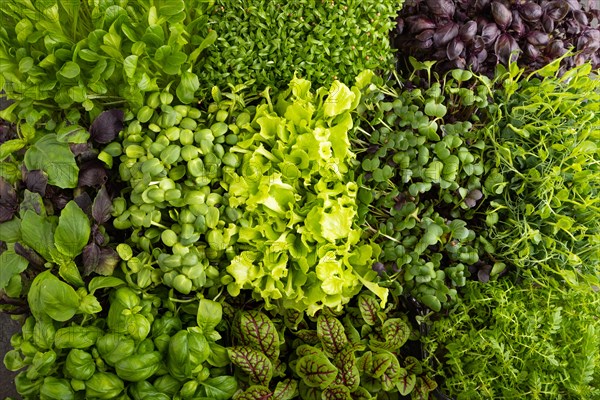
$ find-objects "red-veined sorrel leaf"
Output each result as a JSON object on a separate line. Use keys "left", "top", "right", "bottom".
{"left": 380, "top": 353, "right": 402, "bottom": 391}
{"left": 294, "top": 329, "right": 320, "bottom": 345}
{"left": 234, "top": 385, "right": 273, "bottom": 400}
{"left": 316, "top": 314, "right": 348, "bottom": 356}
{"left": 228, "top": 346, "right": 273, "bottom": 386}
{"left": 397, "top": 368, "right": 417, "bottom": 396}
{"left": 239, "top": 311, "right": 280, "bottom": 361}
{"left": 371, "top": 352, "right": 395, "bottom": 379}
{"left": 295, "top": 354, "right": 338, "bottom": 389}
{"left": 321, "top": 385, "right": 352, "bottom": 400}
{"left": 273, "top": 379, "right": 298, "bottom": 400}
{"left": 332, "top": 346, "right": 359, "bottom": 390}
{"left": 357, "top": 293, "right": 380, "bottom": 326}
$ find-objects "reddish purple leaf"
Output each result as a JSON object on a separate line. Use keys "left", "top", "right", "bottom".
{"left": 447, "top": 38, "right": 465, "bottom": 60}
{"left": 90, "top": 109, "right": 124, "bottom": 144}
{"left": 433, "top": 22, "right": 459, "bottom": 47}
{"left": 519, "top": 3, "right": 543, "bottom": 22}
{"left": 92, "top": 186, "right": 112, "bottom": 224}
{"left": 491, "top": 1, "right": 513, "bottom": 30}
{"left": 459, "top": 21, "right": 477, "bottom": 43}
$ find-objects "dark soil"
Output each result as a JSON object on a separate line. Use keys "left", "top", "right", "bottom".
{"left": 0, "top": 313, "right": 20, "bottom": 399}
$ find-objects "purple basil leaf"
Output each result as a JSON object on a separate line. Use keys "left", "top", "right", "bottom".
{"left": 396, "top": 17, "right": 405, "bottom": 34}
{"left": 519, "top": 3, "right": 543, "bottom": 22}
{"left": 471, "top": 36, "right": 486, "bottom": 53}
{"left": 495, "top": 33, "right": 520, "bottom": 64}
{"left": 491, "top": 1, "right": 513, "bottom": 30}
{"left": 416, "top": 38, "right": 434, "bottom": 49}
{"left": 481, "top": 22, "right": 501, "bottom": 45}
{"left": 0, "top": 178, "right": 18, "bottom": 222}
{"left": 426, "top": 0, "right": 455, "bottom": 18}
{"left": 416, "top": 29, "right": 435, "bottom": 42}
{"left": 459, "top": 21, "right": 478, "bottom": 42}
{"left": 92, "top": 185, "right": 112, "bottom": 225}
{"left": 407, "top": 16, "right": 436, "bottom": 34}
{"left": 69, "top": 142, "right": 93, "bottom": 157}
{"left": 466, "top": 54, "right": 480, "bottom": 71}
{"left": 78, "top": 160, "right": 108, "bottom": 188}
{"left": 14, "top": 242, "right": 45, "bottom": 267}
{"left": 83, "top": 243, "right": 118, "bottom": 276}
{"left": 433, "top": 22, "right": 460, "bottom": 47}
{"left": 74, "top": 192, "right": 93, "bottom": 217}
{"left": 527, "top": 31, "right": 550, "bottom": 46}
{"left": 447, "top": 38, "right": 465, "bottom": 60}
{"left": 547, "top": 40, "right": 568, "bottom": 58}
{"left": 578, "top": 29, "right": 600, "bottom": 53}
{"left": 25, "top": 170, "right": 48, "bottom": 196}
{"left": 92, "top": 225, "right": 106, "bottom": 246}
{"left": 573, "top": 10, "right": 588, "bottom": 26}
{"left": 544, "top": 0, "right": 570, "bottom": 21}
{"left": 511, "top": 11, "right": 526, "bottom": 37}
{"left": 477, "top": 265, "right": 492, "bottom": 283}
{"left": 475, "top": 0, "right": 491, "bottom": 12}
{"left": 477, "top": 48, "right": 489, "bottom": 63}
{"left": 524, "top": 43, "right": 541, "bottom": 59}
{"left": 542, "top": 13, "right": 555, "bottom": 33}
{"left": 90, "top": 109, "right": 124, "bottom": 144}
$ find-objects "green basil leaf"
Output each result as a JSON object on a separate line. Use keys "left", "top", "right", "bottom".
{"left": 197, "top": 298, "right": 222, "bottom": 333}
{"left": 0, "top": 250, "right": 28, "bottom": 290}
{"left": 198, "top": 376, "right": 238, "bottom": 400}
{"left": 24, "top": 134, "right": 79, "bottom": 188}
{"left": 21, "top": 210, "right": 56, "bottom": 260}
{"left": 54, "top": 201, "right": 90, "bottom": 258}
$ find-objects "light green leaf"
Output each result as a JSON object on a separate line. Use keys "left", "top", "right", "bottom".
{"left": 197, "top": 299, "right": 222, "bottom": 333}
{"left": 0, "top": 251, "right": 27, "bottom": 290}
{"left": 21, "top": 210, "right": 56, "bottom": 260}
{"left": 24, "top": 135, "right": 79, "bottom": 188}
{"left": 54, "top": 201, "right": 90, "bottom": 258}
{"left": 58, "top": 61, "right": 80, "bottom": 79}
{"left": 323, "top": 81, "right": 356, "bottom": 118}
{"left": 88, "top": 276, "right": 125, "bottom": 294}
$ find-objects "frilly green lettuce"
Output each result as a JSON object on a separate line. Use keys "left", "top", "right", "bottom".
{"left": 224, "top": 75, "right": 388, "bottom": 315}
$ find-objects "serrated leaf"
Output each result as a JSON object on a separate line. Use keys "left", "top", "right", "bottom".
{"left": 317, "top": 314, "right": 348, "bottom": 356}
{"left": 358, "top": 294, "right": 380, "bottom": 326}
{"left": 228, "top": 346, "right": 273, "bottom": 386}
{"left": 238, "top": 311, "right": 280, "bottom": 361}
{"left": 295, "top": 354, "right": 338, "bottom": 389}
{"left": 92, "top": 185, "right": 112, "bottom": 224}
